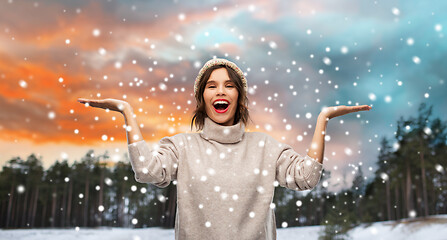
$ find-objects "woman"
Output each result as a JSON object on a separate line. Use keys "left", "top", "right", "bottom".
{"left": 78, "top": 58, "right": 371, "bottom": 240}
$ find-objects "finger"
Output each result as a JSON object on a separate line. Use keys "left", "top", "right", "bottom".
{"left": 353, "top": 105, "right": 371, "bottom": 112}
{"left": 359, "top": 105, "right": 371, "bottom": 111}
{"left": 86, "top": 100, "right": 104, "bottom": 107}
{"left": 78, "top": 99, "right": 103, "bottom": 108}
{"left": 78, "top": 98, "right": 97, "bottom": 104}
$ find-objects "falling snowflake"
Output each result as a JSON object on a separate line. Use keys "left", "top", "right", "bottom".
{"left": 232, "top": 194, "right": 239, "bottom": 200}
{"left": 412, "top": 56, "right": 421, "bottom": 64}
{"left": 391, "top": 7, "right": 400, "bottom": 16}
{"left": 384, "top": 96, "right": 392, "bottom": 103}
{"left": 178, "top": 13, "right": 186, "bottom": 21}
{"left": 19, "top": 80, "right": 27, "bottom": 88}
{"left": 249, "top": 212, "right": 255, "bottom": 218}
{"left": 435, "top": 164, "right": 444, "bottom": 173}
{"left": 206, "top": 148, "right": 212, "bottom": 155}
{"left": 221, "top": 192, "right": 228, "bottom": 200}
{"left": 61, "top": 152, "right": 69, "bottom": 160}
{"left": 48, "top": 111, "right": 56, "bottom": 119}
{"left": 157, "top": 194, "right": 166, "bottom": 203}
{"left": 98, "top": 48, "right": 106, "bottom": 55}
{"left": 17, "top": 185, "right": 25, "bottom": 193}
{"left": 105, "top": 178, "right": 113, "bottom": 186}
{"left": 344, "top": 148, "right": 352, "bottom": 156}
{"left": 175, "top": 34, "right": 183, "bottom": 42}
{"left": 92, "top": 28, "right": 100, "bottom": 37}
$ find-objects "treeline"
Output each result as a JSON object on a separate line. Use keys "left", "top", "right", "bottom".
{"left": 275, "top": 103, "right": 447, "bottom": 238}
{"left": 0, "top": 151, "right": 175, "bottom": 229}
{"left": 1, "top": 103, "right": 446, "bottom": 231}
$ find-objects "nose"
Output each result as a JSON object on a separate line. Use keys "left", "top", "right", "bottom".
{"left": 216, "top": 85, "right": 226, "bottom": 95}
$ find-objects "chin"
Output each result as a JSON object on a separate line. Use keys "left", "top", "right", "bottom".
{"left": 207, "top": 110, "right": 236, "bottom": 126}
{"left": 209, "top": 115, "right": 229, "bottom": 124}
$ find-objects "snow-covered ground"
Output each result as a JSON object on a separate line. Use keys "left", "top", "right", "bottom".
{"left": 1, "top": 215, "right": 446, "bottom": 240}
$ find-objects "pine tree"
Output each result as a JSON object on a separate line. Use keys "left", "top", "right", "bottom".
{"left": 319, "top": 191, "right": 358, "bottom": 240}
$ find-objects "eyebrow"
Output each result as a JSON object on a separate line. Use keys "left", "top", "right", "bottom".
{"left": 206, "top": 80, "right": 233, "bottom": 85}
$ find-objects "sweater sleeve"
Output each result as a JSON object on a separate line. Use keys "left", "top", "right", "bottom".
{"left": 275, "top": 142, "right": 323, "bottom": 191}
{"left": 127, "top": 137, "right": 179, "bottom": 188}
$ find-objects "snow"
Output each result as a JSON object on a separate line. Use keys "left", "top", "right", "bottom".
{"left": 1, "top": 215, "right": 447, "bottom": 240}
{"left": 0, "top": 228, "right": 174, "bottom": 240}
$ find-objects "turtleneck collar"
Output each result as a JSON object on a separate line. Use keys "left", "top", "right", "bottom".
{"left": 200, "top": 117, "right": 245, "bottom": 144}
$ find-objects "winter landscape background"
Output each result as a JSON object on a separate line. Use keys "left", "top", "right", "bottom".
{"left": 1, "top": 0, "right": 447, "bottom": 239}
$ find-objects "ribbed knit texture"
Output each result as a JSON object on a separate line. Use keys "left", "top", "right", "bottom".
{"left": 128, "top": 117, "right": 323, "bottom": 240}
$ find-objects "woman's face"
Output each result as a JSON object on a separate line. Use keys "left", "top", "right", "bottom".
{"left": 203, "top": 68, "right": 239, "bottom": 126}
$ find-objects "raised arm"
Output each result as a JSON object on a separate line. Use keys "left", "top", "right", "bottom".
{"left": 77, "top": 98, "right": 143, "bottom": 145}
{"left": 77, "top": 97, "right": 179, "bottom": 187}
{"left": 307, "top": 105, "right": 372, "bottom": 164}
{"left": 122, "top": 105, "right": 143, "bottom": 145}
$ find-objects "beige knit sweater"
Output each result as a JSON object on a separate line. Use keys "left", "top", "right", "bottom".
{"left": 128, "top": 117, "right": 323, "bottom": 240}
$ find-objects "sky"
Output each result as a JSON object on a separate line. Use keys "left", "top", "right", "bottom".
{"left": 0, "top": 0, "right": 446, "bottom": 191}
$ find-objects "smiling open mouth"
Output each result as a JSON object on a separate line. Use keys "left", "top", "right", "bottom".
{"left": 213, "top": 100, "right": 229, "bottom": 113}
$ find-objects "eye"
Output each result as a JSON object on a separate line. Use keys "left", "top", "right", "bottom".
{"left": 226, "top": 85, "right": 235, "bottom": 88}
{"left": 207, "top": 85, "right": 216, "bottom": 88}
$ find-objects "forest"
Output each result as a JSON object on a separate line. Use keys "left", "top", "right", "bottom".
{"left": 1, "top": 103, "right": 446, "bottom": 235}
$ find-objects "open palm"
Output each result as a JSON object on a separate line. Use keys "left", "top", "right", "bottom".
{"left": 77, "top": 98, "right": 130, "bottom": 113}
{"left": 321, "top": 105, "right": 372, "bottom": 120}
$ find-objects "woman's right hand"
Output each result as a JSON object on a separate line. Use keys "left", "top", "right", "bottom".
{"left": 77, "top": 98, "right": 130, "bottom": 113}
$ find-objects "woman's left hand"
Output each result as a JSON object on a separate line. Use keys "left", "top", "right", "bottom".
{"left": 320, "top": 105, "right": 372, "bottom": 120}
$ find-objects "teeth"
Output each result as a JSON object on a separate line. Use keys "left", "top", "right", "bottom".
{"left": 214, "top": 100, "right": 229, "bottom": 105}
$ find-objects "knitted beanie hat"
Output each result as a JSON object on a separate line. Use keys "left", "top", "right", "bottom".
{"left": 194, "top": 58, "right": 247, "bottom": 98}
